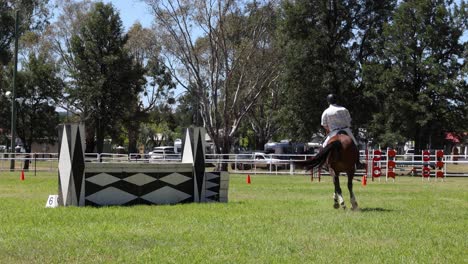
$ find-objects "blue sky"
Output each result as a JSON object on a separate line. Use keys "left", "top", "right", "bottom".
{"left": 106, "top": 0, "right": 466, "bottom": 42}
{"left": 103, "top": 0, "right": 153, "bottom": 31}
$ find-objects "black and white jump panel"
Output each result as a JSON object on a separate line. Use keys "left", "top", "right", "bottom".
{"left": 57, "top": 124, "right": 228, "bottom": 206}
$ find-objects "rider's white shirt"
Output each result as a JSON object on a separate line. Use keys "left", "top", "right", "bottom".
{"left": 321, "top": 104, "right": 357, "bottom": 147}
{"left": 321, "top": 104, "right": 351, "bottom": 131}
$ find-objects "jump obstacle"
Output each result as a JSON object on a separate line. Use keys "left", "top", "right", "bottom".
{"left": 369, "top": 149, "right": 446, "bottom": 182}
{"left": 57, "top": 124, "right": 229, "bottom": 206}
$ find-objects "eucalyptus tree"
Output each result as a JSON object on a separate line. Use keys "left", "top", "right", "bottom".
{"left": 0, "top": 0, "right": 51, "bottom": 66}
{"left": 143, "top": 0, "right": 282, "bottom": 163}
{"left": 47, "top": 0, "right": 94, "bottom": 76}
{"left": 125, "top": 22, "right": 175, "bottom": 153}
{"left": 238, "top": 2, "right": 284, "bottom": 150}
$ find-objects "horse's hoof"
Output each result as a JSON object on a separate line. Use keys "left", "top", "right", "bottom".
{"left": 333, "top": 203, "right": 340, "bottom": 209}
{"left": 341, "top": 203, "right": 346, "bottom": 210}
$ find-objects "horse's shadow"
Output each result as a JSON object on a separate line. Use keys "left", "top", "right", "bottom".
{"left": 358, "top": 207, "right": 393, "bottom": 213}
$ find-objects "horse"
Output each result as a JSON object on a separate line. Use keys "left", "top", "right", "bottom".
{"left": 299, "top": 132, "right": 360, "bottom": 210}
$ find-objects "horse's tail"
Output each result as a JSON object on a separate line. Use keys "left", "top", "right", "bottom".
{"left": 298, "top": 141, "right": 342, "bottom": 170}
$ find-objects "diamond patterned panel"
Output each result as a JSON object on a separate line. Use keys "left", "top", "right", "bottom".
{"left": 86, "top": 173, "right": 121, "bottom": 186}
{"left": 205, "top": 189, "right": 218, "bottom": 198}
{"left": 72, "top": 127, "right": 85, "bottom": 203}
{"left": 181, "top": 129, "right": 193, "bottom": 163}
{"left": 58, "top": 127, "right": 71, "bottom": 204}
{"left": 86, "top": 187, "right": 137, "bottom": 205}
{"left": 160, "top": 172, "right": 191, "bottom": 185}
{"left": 205, "top": 181, "right": 218, "bottom": 189}
{"left": 141, "top": 186, "right": 191, "bottom": 204}
{"left": 123, "top": 173, "right": 157, "bottom": 186}
{"left": 205, "top": 172, "right": 219, "bottom": 181}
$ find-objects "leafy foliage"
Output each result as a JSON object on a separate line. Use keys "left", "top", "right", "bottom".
{"left": 16, "top": 52, "right": 64, "bottom": 151}
{"left": 145, "top": 0, "right": 282, "bottom": 160}
{"left": 362, "top": 0, "right": 467, "bottom": 150}
{"left": 69, "top": 2, "right": 145, "bottom": 153}
{"left": 279, "top": 0, "right": 358, "bottom": 141}
{"left": 0, "top": 0, "right": 51, "bottom": 65}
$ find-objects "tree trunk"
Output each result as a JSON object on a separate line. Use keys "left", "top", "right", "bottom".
{"left": 219, "top": 134, "right": 231, "bottom": 171}
{"left": 23, "top": 145, "right": 31, "bottom": 170}
{"left": 96, "top": 121, "right": 104, "bottom": 154}
{"left": 127, "top": 127, "right": 138, "bottom": 154}
{"left": 85, "top": 125, "right": 95, "bottom": 153}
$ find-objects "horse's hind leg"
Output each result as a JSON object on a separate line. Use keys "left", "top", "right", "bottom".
{"left": 347, "top": 172, "right": 359, "bottom": 211}
{"left": 332, "top": 171, "right": 346, "bottom": 209}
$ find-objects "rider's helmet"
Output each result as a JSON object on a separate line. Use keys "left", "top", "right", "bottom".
{"left": 326, "top": 94, "right": 337, "bottom": 104}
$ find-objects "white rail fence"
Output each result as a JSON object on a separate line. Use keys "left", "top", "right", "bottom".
{"left": 0, "top": 151, "right": 467, "bottom": 177}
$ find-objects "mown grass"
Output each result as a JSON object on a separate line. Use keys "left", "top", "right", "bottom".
{"left": 0, "top": 171, "right": 466, "bottom": 263}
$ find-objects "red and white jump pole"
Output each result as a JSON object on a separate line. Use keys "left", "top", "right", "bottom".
{"left": 386, "top": 149, "right": 396, "bottom": 182}
{"left": 372, "top": 149, "right": 382, "bottom": 182}
{"left": 435, "top": 150, "right": 445, "bottom": 182}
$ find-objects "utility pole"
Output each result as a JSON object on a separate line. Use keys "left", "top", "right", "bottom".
{"left": 10, "top": 10, "right": 19, "bottom": 171}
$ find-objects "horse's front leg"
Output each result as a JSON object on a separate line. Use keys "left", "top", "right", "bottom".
{"left": 332, "top": 170, "right": 345, "bottom": 209}
{"left": 347, "top": 172, "right": 359, "bottom": 211}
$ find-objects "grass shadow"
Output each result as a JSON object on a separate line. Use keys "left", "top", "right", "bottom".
{"left": 359, "top": 207, "right": 393, "bottom": 213}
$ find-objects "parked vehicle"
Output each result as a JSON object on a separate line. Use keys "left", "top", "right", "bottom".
{"left": 231, "top": 153, "right": 254, "bottom": 170}
{"left": 253, "top": 152, "right": 286, "bottom": 169}
{"left": 231, "top": 152, "right": 287, "bottom": 170}
{"left": 149, "top": 146, "right": 180, "bottom": 160}
{"left": 174, "top": 139, "right": 182, "bottom": 153}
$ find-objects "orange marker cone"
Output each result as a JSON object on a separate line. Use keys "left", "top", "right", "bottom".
{"left": 20, "top": 170, "right": 25, "bottom": 181}
{"left": 362, "top": 175, "right": 366, "bottom": 186}
{"left": 246, "top": 174, "right": 251, "bottom": 184}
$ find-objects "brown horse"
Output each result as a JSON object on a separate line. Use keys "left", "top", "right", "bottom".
{"left": 300, "top": 133, "right": 360, "bottom": 210}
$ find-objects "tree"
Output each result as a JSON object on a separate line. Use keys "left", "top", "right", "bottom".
{"left": 244, "top": 80, "right": 285, "bottom": 150}
{"left": 363, "top": 0, "right": 467, "bottom": 152}
{"left": 348, "top": 0, "right": 397, "bottom": 132}
{"left": 143, "top": 0, "right": 281, "bottom": 167}
{"left": 124, "top": 22, "right": 175, "bottom": 153}
{"left": 1, "top": 27, "right": 64, "bottom": 168}
{"left": 279, "top": 0, "right": 359, "bottom": 141}
{"left": 1, "top": 0, "right": 52, "bottom": 135}
{"left": 0, "top": 0, "right": 51, "bottom": 66}
{"left": 235, "top": 3, "right": 284, "bottom": 151}
{"left": 16, "top": 51, "right": 64, "bottom": 168}
{"left": 47, "top": 0, "right": 94, "bottom": 74}
{"left": 0, "top": 0, "right": 55, "bottom": 157}
{"left": 69, "top": 2, "right": 145, "bottom": 153}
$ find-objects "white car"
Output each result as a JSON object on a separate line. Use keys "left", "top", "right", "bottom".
{"left": 149, "top": 146, "right": 179, "bottom": 160}
{"left": 253, "top": 152, "right": 286, "bottom": 169}
{"left": 232, "top": 152, "right": 287, "bottom": 170}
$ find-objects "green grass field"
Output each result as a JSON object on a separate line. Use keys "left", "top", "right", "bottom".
{"left": 0, "top": 171, "right": 466, "bottom": 263}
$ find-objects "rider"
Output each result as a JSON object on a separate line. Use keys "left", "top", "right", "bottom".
{"left": 321, "top": 94, "right": 358, "bottom": 148}
{"left": 321, "top": 94, "right": 364, "bottom": 170}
